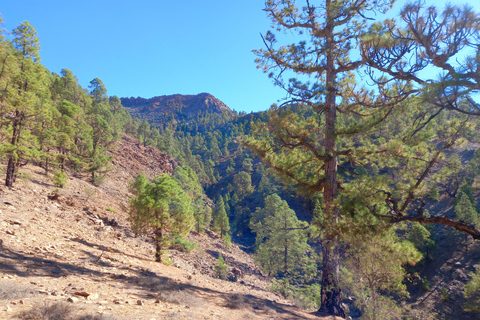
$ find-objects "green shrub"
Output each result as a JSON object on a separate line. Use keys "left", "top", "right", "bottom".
{"left": 215, "top": 253, "right": 229, "bottom": 280}
{"left": 16, "top": 170, "right": 32, "bottom": 182}
{"left": 270, "top": 278, "right": 321, "bottom": 310}
{"left": 92, "top": 174, "right": 105, "bottom": 186}
{"left": 442, "top": 288, "right": 449, "bottom": 301}
{"left": 427, "top": 184, "right": 440, "bottom": 201}
{"left": 52, "top": 170, "right": 68, "bottom": 188}
{"left": 223, "top": 233, "right": 232, "bottom": 248}
{"left": 170, "top": 234, "right": 197, "bottom": 252}
{"left": 464, "top": 269, "right": 480, "bottom": 312}
{"left": 422, "top": 277, "right": 430, "bottom": 291}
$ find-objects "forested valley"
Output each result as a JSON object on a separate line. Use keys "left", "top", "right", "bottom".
{"left": 1, "top": 1, "right": 480, "bottom": 319}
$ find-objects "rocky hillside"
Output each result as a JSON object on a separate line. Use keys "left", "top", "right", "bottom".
{"left": 120, "top": 93, "right": 234, "bottom": 123}
{"left": 0, "top": 134, "right": 337, "bottom": 320}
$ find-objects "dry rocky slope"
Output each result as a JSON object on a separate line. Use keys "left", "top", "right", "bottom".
{"left": 0, "top": 135, "right": 339, "bottom": 320}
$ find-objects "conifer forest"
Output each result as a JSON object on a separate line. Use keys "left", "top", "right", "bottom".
{"left": 1, "top": 1, "right": 480, "bottom": 319}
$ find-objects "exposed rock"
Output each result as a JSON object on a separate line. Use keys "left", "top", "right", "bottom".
{"left": 74, "top": 291, "right": 91, "bottom": 298}
{"left": 121, "top": 93, "right": 233, "bottom": 122}
{"left": 87, "top": 293, "right": 99, "bottom": 301}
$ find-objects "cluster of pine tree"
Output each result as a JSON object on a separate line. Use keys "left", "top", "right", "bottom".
{"left": 4, "top": 3, "right": 480, "bottom": 318}
{"left": 130, "top": 109, "right": 260, "bottom": 186}
{"left": 0, "top": 19, "right": 135, "bottom": 187}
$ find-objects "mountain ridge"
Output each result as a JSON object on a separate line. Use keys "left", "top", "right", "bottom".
{"left": 120, "top": 93, "right": 234, "bottom": 123}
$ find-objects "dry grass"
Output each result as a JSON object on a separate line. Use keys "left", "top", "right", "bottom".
{"left": 0, "top": 281, "right": 36, "bottom": 300}
{"left": 157, "top": 289, "right": 204, "bottom": 308}
{"left": 225, "top": 293, "right": 249, "bottom": 310}
{"left": 136, "top": 276, "right": 176, "bottom": 291}
{"left": 164, "top": 311, "right": 201, "bottom": 319}
{"left": 77, "top": 314, "right": 121, "bottom": 320}
{"left": 16, "top": 302, "right": 75, "bottom": 320}
{"left": 135, "top": 276, "right": 204, "bottom": 308}
{"left": 16, "top": 302, "right": 121, "bottom": 320}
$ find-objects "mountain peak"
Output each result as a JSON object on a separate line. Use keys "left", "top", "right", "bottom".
{"left": 120, "top": 93, "right": 233, "bottom": 121}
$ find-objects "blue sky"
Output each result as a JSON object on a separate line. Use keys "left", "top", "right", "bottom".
{"left": 1, "top": 0, "right": 479, "bottom": 113}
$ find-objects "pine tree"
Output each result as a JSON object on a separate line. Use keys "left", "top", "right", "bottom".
{"left": 173, "top": 166, "right": 211, "bottom": 233}
{"left": 455, "top": 192, "right": 480, "bottom": 229}
{"left": 3, "top": 21, "right": 49, "bottom": 187}
{"left": 215, "top": 253, "right": 229, "bottom": 280}
{"left": 246, "top": 1, "right": 480, "bottom": 315}
{"left": 246, "top": 0, "right": 404, "bottom": 314}
{"left": 212, "top": 196, "right": 230, "bottom": 239}
{"left": 464, "top": 269, "right": 480, "bottom": 313}
{"left": 427, "top": 184, "right": 440, "bottom": 202}
{"left": 232, "top": 171, "right": 254, "bottom": 200}
{"left": 138, "top": 120, "right": 151, "bottom": 147}
{"left": 342, "top": 228, "right": 422, "bottom": 320}
{"left": 250, "top": 194, "right": 311, "bottom": 277}
{"left": 407, "top": 222, "right": 435, "bottom": 260}
{"left": 129, "top": 173, "right": 194, "bottom": 262}
{"left": 87, "top": 78, "right": 115, "bottom": 182}
{"left": 54, "top": 100, "right": 82, "bottom": 170}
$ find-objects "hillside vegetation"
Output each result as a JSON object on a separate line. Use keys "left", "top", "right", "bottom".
{"left": 2, "top": 1, "right": 480, "bottom": 319}
{"left": 0, "top": 135, "right": 330, "bottom": 320}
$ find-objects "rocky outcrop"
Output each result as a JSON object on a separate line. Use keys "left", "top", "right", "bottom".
{"left": 120, "top": 92, "right": 234, "bottom": 123}
{"left": 110, "top": 134, "right": 177, "bottom": 181}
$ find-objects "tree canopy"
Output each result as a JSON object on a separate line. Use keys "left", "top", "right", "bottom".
{"left": 250, "top": 194, "right": 313, "bottom": 278}
{"left": 245, "top": 0, "right": 480, "bottom": 316}
{"left": 128, "top": 173, "right": 194, "bottom": 262}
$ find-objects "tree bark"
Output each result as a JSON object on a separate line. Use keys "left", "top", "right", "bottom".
{"left": 284, "top": 212, "right": 288, "bottom": 275}
{"left": 5, "top": 156, "right": 15, "bottom": 188}
{"left": 320, "top": 238, "right": 344, "bottom": 317}
{"left": 318, "top": 0, "right": 345, "bottom": 316}
{"left": 155, "top": 228, "right": 163, "bottom": 262}
{"left": 5, "top": 113, "right": 20, "bottom": 187}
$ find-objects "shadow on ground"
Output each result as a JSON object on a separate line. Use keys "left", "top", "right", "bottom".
{"left": 0, "top": 243, "right": 311, "bottom": 319}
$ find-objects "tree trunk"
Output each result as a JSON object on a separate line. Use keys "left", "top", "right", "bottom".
{"left": 5, "top": 114, "right": 20, "bottom": 187}
{"left": 284, "top": 214, "right": 288, "bottom": 275}
{"left": 5, "top": 156, "right": 15, "bottom": 188}
{"left": 319, "top": 238, "right": 344, "bottom": 317}
{"left": 318, "top": 0, "right": 345, "bottom": 316}
{"left": 155, "top": 228, "right": 163, "bottom": 262}
{"left": 61, "top": 151, "right": 66, "bottom": 171}
{"left": 13, "top": 157, "right": 20, "bottom": 184}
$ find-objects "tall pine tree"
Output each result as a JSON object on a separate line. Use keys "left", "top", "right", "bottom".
{"left": 3, "top": 22, "right": 49, "bottom": 187}
{"left": 246, "top": 1, "right": 480, "bottom": 315}
{"left": 212, "top": 196, "right": 230, "bottom": 239}
{"left": 250, "top": 194, "right": 311, "bottom": 277}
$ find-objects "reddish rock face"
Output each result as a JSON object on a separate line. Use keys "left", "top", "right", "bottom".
{"left": 120, "top": 93, "right": 233, "bottom": 123}
{"left": 111, "top": 134, "right": 178, "bottom": 181}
